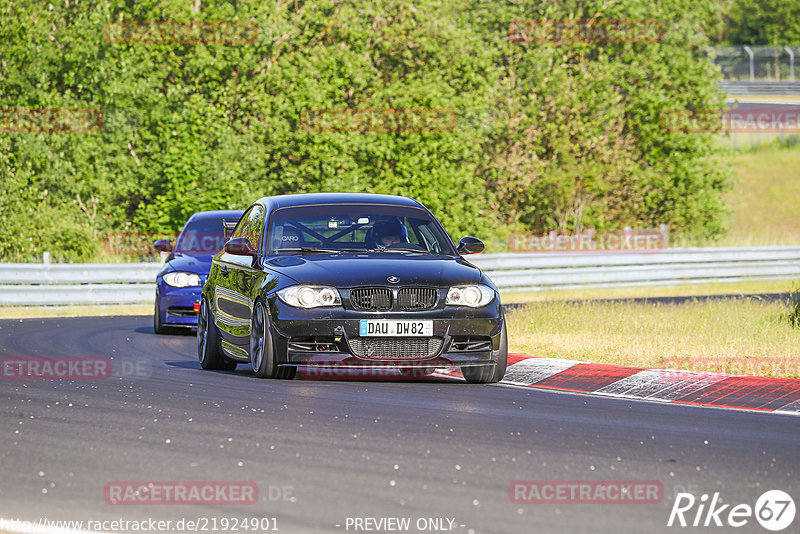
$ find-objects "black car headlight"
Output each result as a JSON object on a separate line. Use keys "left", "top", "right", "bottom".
{"left": 163, "top": 271, "right": 202, "bottom": 288}
{"left": 446, "top": 284, "right": 495, "bottom": 307}
{"left": 277, "top": 285, "right": 342, "bottom": 309}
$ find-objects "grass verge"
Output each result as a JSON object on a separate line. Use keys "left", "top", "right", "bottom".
{"left": 722, "top": 143, "right": 800, "bottom": 246}
{"left": 728, "top": 95, "right": 800, "bottom": 102}
{"left": 0, "top": 304, "right": 152, "bottom": 319}
{"left": 506, "top": 295, "right": 800, "bottom": 378}
{"left": 500, "top": 279, "right": 793, "bottom": 304}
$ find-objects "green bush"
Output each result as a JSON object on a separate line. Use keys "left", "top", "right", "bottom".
{"left": 0, "top": 0, "right": 733, "bottom": 260}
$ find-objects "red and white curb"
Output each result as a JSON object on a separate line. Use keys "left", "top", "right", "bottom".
{"left": 295, "top": 353, "right": 800, "bottom": 414}
{"left": 494, "top": 354, "right": 800, "bottom": 415}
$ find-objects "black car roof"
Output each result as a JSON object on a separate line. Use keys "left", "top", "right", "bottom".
{"left": 256, "top": 193, "right": 424, "bottom": 210}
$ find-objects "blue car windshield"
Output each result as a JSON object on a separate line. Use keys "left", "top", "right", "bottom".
{"left": 174, "top": 219, "right": 228, "bottom": 254}
{"left": 267, "top": 205, "right": 455, "bottom": 255}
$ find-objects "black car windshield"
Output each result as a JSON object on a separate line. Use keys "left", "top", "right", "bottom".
{"left": 174, "top": 218, "right": 229, "bottom": 254}
{"left": 267, "top": 204, "right": 455, "bottom": 255}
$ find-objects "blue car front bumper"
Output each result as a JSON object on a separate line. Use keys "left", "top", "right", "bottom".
{"left": 156, "top": 279, "right": 203, "bottom": 327}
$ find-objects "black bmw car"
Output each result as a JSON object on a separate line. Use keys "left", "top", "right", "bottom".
{"left": 198, "top": 193, "right": 507, "bottom": 383}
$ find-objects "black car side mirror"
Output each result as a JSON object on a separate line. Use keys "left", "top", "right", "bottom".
{"left": 457, "top": 237, "right": 485, "bottom": 254}
{"left": 224, "top": 237, "right": 257, "bottom": 257}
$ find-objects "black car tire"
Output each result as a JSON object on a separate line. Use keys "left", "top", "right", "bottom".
{"left": 250, "top": 301, "right": 296, "bottom": 380}
{"left": 462, "top": 320, "right": 508, "bottom": 384}
{"left": 198, "top": 298, "right": 237, "bottom": 370}
{"left": 153, "top": 298, "right": 175, "bottom": 335}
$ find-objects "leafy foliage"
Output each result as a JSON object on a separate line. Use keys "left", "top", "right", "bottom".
{"left": 720, "top": 0, "right": 800, "bottom": 45}
{"left": 0, "top": 0, "right": 732, "bottom": 260}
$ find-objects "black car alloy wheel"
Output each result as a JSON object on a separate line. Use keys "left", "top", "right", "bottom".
{"left": 250, "top": 300, "right": 295, "bottom": 379}
{"left": 461, "top": 320, "right": 508, "bottom": 384}
{"left": 198, "top": 298, "right": 236, "bottom": 371}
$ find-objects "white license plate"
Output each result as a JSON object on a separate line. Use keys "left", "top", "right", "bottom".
{"left": 359, "top": 319, "right": 433, "bottom": 337}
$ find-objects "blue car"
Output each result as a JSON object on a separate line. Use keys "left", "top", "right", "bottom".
{"left": 153, "top": 210, "right": 244, "bottom": 334}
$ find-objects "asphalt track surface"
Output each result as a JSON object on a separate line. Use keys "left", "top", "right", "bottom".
{"left": 1, "top": 316, "right": 799, "bottom": 534}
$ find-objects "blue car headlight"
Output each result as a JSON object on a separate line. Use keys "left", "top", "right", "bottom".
{"left": 446, "top": 284, "right": 494, "bottom": 307}
{"left": 163, "top": 271, "right": 202, "bottom": 288}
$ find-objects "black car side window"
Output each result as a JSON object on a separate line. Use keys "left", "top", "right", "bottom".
{"left": 231, "top": 205, "right": 264, "bottom": 251}
{"left": 230, "top": 207, "right": 252, "bottom": 240}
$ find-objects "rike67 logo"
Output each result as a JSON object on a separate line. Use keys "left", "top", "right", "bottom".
{"left": 668, "top": 490, "right": 796, "bottom": 531}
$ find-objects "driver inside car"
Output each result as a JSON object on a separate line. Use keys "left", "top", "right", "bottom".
{"left": 371, "top": 219, "right": 408, "bottom": 249}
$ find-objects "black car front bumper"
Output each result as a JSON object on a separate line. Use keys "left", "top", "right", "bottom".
{"left": 268, "top": 299, "right": 504, "bottom": 369}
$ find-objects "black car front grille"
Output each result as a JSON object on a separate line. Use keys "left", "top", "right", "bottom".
{"left": 398, "top": 287, "right": 438, "bottom": 311}
{"left": 348, "top": 337, "right": 444, "bottom": 359}
{"left": 350, "top": 287, "right": 438, "bottom": 311}
{"left": 350, "top": 287, "right": 392, "bottom": 311}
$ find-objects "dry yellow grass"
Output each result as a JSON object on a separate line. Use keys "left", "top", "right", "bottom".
{"left": 0, "top": 304, "right": 151, "bottom": 319}
{"left": 506, "top": 297, "right": 800, "bottom": 378}
{"left": 720, "top": 144, "right": 800, "bottom": 246}
{"left": 730, "top": 95, "right": 800, "bottom": 102}
{"left": 500, "top": 279, "right": 794, "bottom": 304}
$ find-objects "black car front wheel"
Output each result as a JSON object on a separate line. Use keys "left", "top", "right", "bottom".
{"left": 461, "top": 320, "right": 508, "bottom": 384}
{"left": 250, "top": 301, "right": 296, "bottom": 380}
{"left": 198, "top": 298, "right": 237, "bottom": 371}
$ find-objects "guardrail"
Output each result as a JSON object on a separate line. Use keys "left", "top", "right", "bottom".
{"left": 1, "top": 246, "right": 799, "bottom": 305}
{"left": 721, "top": 81, "right": 800, "bottom": 95}
{"left": 0, "top": 263, "right": 162, "bottom": 305}
{"left": 469, "top": 246, "right": 800, "bottom": 291}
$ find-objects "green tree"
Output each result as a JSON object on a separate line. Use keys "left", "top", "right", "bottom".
{"left": 722, "top": 0, "right": 800, "bottom": 45}
{"left": 0, "top": 0, "right": 733, "bottom": 260}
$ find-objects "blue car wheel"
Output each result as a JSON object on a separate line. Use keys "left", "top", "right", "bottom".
{"left": 153, "top": 296, "right": 176, "bottom": 335}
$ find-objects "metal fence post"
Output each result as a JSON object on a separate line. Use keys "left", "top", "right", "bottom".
{"left": 785, "top": 46, "right": 795, "bottom": 81}
{"left": 743, "top": 46, "right": 754, "bottom": 81}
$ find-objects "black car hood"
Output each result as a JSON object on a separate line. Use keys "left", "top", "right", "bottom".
{"left": 266, "top": 253, "right": 482, "bottom": 288}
